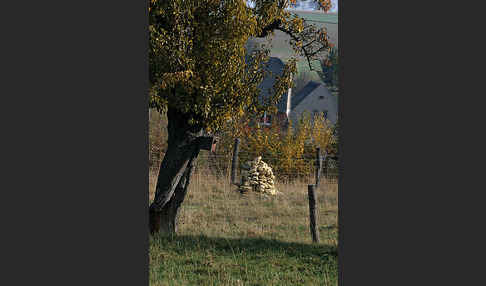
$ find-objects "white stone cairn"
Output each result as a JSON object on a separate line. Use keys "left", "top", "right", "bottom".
{"left": 238, "top": 156, "right": 277, "bottom": 195}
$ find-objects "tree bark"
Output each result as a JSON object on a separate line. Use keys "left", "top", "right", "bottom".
{"left": 149, "top": 152, "right": 198, "bottom": 234}
{"left": 149, "top": 107, "right": 203, "bottom": 235}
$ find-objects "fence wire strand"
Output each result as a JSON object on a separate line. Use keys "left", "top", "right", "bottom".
{"left": 148, "top": 149, "right": 338, "bottom": 244}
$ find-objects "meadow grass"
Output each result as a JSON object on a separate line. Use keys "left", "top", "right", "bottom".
{"left": 149, "top": 170, "right": 338, "bottom": 285}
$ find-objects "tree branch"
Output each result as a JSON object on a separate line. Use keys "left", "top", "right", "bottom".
{"left": 255, "top": 18, "right": 329, "bottom": 72}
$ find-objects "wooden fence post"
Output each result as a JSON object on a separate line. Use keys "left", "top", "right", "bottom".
{"left": 315, "top": 147, "right": 322, "bottom": 187}
{"left": 230, "top": 138, "right": 240, "bottom": 185}
{"left": 308, "top": 184, "right": 320, "bottom": 243}
{"left": 322, "top": 151, "right": 328, "bottom": 180}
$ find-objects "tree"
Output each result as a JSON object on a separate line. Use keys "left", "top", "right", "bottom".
{"left": 149, "top": 0, "right": 333, "bottom": 235}
{"left": 318, "top": 46, "right": 339, "bottom": 89}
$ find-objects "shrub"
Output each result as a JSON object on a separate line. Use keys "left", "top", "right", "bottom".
{"left": 213, "top": 111, "right": 335, "bottom": 181}
{"left": 318, "top": 46, "right": 339, "bottom": 89}
{"left": 148, "top": 109, "right": 338, "bottom": 182}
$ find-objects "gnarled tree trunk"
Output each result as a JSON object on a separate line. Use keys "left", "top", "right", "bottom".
{"left": 149, "top": 107, "right": 203, "bottom": 235}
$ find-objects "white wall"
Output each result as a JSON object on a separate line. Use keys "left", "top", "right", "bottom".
{"left": 289, "top": 85, "right": 338, "bottom": 126}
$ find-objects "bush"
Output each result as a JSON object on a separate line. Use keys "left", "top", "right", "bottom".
{"left": 148, "top": 108, "right": 338, "bottom": 182}
{"left": 318, "top": 46, "right": 339, "bottom": 89}
{"left": 213, "top": 111, "right": 335, "bottom": 181}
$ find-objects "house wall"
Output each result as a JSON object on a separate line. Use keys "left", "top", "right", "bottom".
{"left": 289, "top": 86, "right": 338, "bottom": 126}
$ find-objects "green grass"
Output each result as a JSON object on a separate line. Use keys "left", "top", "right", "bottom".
{"left": 246, "top": 15, "right": 337, "bottom": 80}
{"left": 150, "top": 235, "right": 337, "bottom": 286}
{"left": 149, "top": 172, "right": 338, "bottom": 285}
{"left": 290, "top": 11, "right": 338, "bottom": 24}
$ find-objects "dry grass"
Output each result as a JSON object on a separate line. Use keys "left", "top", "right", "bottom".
{"left": 149, "top": 168, "right": 338, "bottom": 244}
{"left": 149, "top": 168, "right": 338, "bottom": 285}
{"left": 176, "top": 170, "right": 338, "bottom": 245}
{"left": 150, "top": 167, "right": 338, "bottom": 245}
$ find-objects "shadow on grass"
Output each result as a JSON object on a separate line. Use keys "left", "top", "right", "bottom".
{"left": 150, "top": 233, "right": 337, "bottom": 260}
{"left": 150, "top": 234, "right": 338, "bottom": 285}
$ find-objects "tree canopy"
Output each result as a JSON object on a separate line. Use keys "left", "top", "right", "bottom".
{"left": 149, "top": 0, "right": 332, "bottom": 132}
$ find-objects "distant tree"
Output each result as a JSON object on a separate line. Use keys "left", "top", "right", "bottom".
{"left": 149, "top": 0, "right": 333, "bottom": 235}
{"left": 328, "top": 119, "right": 338, "bottom": 155}
{"left": 318, "top": 46, "right": 339, "bottom": 89}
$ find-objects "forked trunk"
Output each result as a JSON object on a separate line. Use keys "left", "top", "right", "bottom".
{"left": 149, "top": 107, "right": 203, "bottom": 235}
{"left": 149, "top": 154, "right": 198, "bottom": 234}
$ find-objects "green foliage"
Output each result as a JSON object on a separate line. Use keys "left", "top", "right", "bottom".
{"left": 325, "top": 119, "right": 339, "bottom": 173}
{"left": 318, "top": 46, "right": 339, "bottom": 89}
{"left": 328, "top": 119, "right": 339, "bottom": 156}
{"left": 214, "top": 111, "right": 335, "bottom": 180}
{"left": 149, "top": 0, "right": 332, "bottom": 132}
{"left": 147, "top": 109, "right": 338, "bottom": 181}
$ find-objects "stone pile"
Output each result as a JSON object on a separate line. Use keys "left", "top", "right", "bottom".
{"left": 238, "top": 156, "right": 277, "bottom": 195}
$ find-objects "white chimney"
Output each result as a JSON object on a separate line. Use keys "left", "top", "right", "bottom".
{"left": 286, "top": 73, "right": 292, "bottom": 117}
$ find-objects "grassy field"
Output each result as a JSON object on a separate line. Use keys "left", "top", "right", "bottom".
{"left": 251, "top": 11, "right": 339, "bottom": 59}
{"left": 245, "top": 10, "right": 338, "bottom": 92}
{"left": 149, "top": 169, "right": 338, "bottom": 285}
{"left": 290, "top": 11, "right": 338, "bottom": 24}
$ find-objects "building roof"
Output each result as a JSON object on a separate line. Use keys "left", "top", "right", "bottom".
{"left": 257, "top": 57, "right": 290, "bottom": 113}
{"left": 291, "top": 81, "right": 322, "bottom": 109}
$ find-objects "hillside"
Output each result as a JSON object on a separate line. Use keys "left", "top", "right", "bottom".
{"left": 246, "top": 11, "right": 338, "bottom": 90}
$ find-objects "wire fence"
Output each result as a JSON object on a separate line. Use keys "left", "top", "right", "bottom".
{"left": 149, "top": 146, "right": 339, "bottom": 244}
{"left": 194, "top": 151, "right": 339, "bottom": 183}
